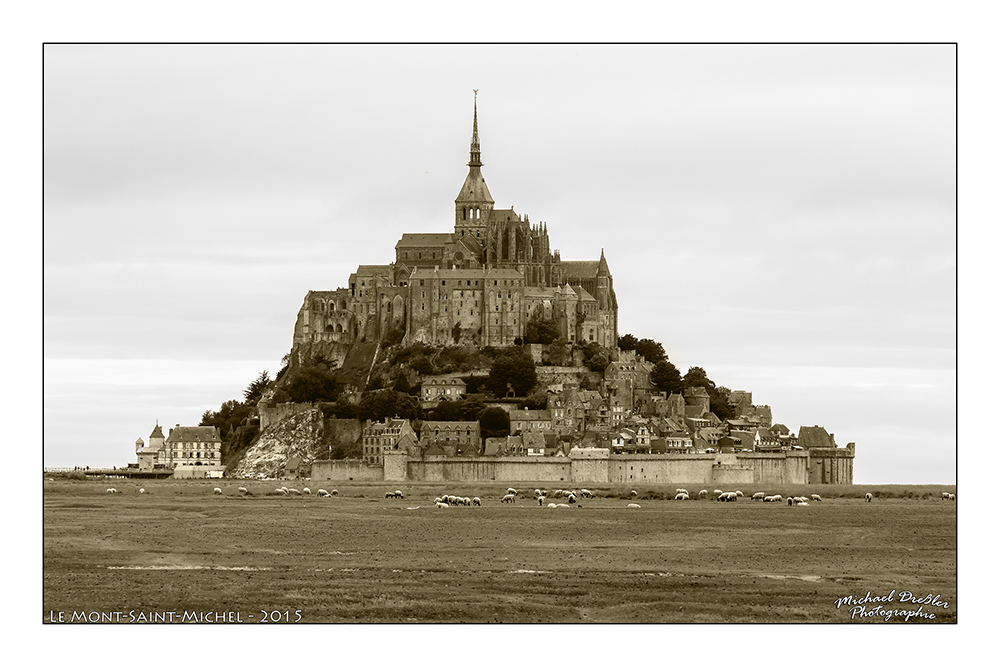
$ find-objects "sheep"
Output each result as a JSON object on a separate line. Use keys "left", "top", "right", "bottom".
{"left": 674, "top": 492, "right": 689, "bottom": 501}
{"left": 718, "top": 491, "right": 737, "bottom": 502}
{"left": 139, "top": 488, "right": 146, "bottom": 494}
{"left": 948, "top": 493, "right": 956, "bottom": 500}
{"left": 942, "top": 492, "right": 956, "bottom": 501}
{"left": 580, "top": 489, "right": 594, "bottom": 499}
{"left": 533, "top": 488, "right": 543, "bottom": 497}
{"left": 501, "top": 493, "right": 516, "bottom": 504}
{"left": 213, "top": 487, "right": 223, "bottom": 495}
{"left": 627, "top": 503, "right": 641, "bottom": 509}
{"left": 507, "top": 488, "right": 518, "bottom": 496}
{"left": 302, "top": 487, "right": 311, "bottom": 495}
{"left": 538, "top": 495, "right": 547, "bottom": 506}
{"left": 735, "top": 490, "right": 744, "bottom": 498}
{"left": 567, "top": 494, "right": 577, "bottom": 504}
{"left": 287, "top": 488, "right": 300, "bottom": 495}
{"left": 698, "top": 489, "right": 709, "bottom": 499}
{"left": 752, "top": 492, "right": 765, "bottom": 502}
{"left": 330, "top": 489, "right": 338, "bottom": 496}
{"left": 811, "top": 494, "right": 822, "bottom": 502}
{"left": 713, "top": 489, "right": 723, "bottom": 496}
{"left": 676, "top": 488, "right": 689, "bottom": 496}
{"left": 435, "top": 501, "right": 449, "bottom": 508}
{"left": 631, "top": 490, "right": 638, "bottom": 497}
{"left": 547, "top": 503, "right": 557, "bottom": 508}
{"left": 865, "top": 492, "right": 873, "bottom": 502}
{"left": 274, "top": 488, "right": 287, "bottom": 495}
{"left": 106, "top": 488, "right": 117, "bottom": 494}
{"left": 317, "top": 490, "right": 331, "bottom": 498}
{"left": 472, "top": 497, "right": 481, "bottom": 506}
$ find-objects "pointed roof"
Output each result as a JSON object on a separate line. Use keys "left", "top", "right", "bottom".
{"left": 150, "top": 422, "right": 164, "bottom": 439}
{"left": 456, "top": 92, "right": 494, "bottom": 204}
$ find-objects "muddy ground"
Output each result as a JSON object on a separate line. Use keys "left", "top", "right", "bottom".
{"left": 43, "top": 480, "right": 957, "bottom": 623}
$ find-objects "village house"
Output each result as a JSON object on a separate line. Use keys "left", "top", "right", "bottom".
{"left": 419, "top": 420, "right": 481, "bottom": 456}
{"left": 421, "top": 376, "right": 467, "bottom": 402}
{"left": 362, "top": 418, "right": 417, "bottom": 465}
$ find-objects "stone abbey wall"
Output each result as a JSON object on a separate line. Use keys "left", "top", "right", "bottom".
{"left": 314, "top": 448, "right": 835, "bottom": 485}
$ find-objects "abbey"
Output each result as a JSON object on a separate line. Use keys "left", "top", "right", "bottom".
{"left": 293, "top": 96, "right": 618, "bottom": 349}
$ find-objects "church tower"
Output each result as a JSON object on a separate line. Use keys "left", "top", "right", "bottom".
{"left": 454, "top": 91, "right": 494, "bottom": 247}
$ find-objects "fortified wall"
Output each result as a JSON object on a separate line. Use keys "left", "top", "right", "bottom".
{"left": 331, "top": 447, "right": 840, "bottom": 486}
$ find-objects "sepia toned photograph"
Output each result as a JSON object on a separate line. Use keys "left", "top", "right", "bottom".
{"left": 42, "top": 43, "right": 957, "bottom": 634}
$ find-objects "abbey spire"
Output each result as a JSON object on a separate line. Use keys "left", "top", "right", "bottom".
{"left": 469, "top": 89, "right": 482, "bottom": 168}
{"left": 455, "top": 90, "right": 494, "bottom": 240}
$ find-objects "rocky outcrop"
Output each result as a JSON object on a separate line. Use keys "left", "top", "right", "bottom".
{"left": 230, "top": 407, "right": 325, "bottom": 479}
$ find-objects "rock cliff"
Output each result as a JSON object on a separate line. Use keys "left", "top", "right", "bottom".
{"left": 230, "top": 407, "right": 325, "bottom": 479}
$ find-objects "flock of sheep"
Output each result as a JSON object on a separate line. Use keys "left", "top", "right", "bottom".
{"left": 99, "top": 485, "right": 956, "bottom": 505}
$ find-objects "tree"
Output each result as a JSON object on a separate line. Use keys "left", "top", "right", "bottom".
{"left": 485, "top": 348, "right": 537, "bottom": 397}
{"left": 634, "top": 338, "right": 667, "bottom": 364}
{"left": 479, "top": 407, "right": 511, "bottom": 439}
{"left": 243, "top": 370, "right": 271, "bottom": 404}
{"left": 650, "top": 359, "right": 683, "bottom": 394}
{"left": 618, "top": 333, "right": 638, "bottom": 351}
{"left": 524, "top": 311, "right": 560, "bottom": 344}
{"left": 356, "top": 389, "right": 418, "bottom": 422}
{"left": 682, "top": 366, "right": 716, "bottom": 392}
{"left": 585, "top": 352, "right": 610, "bottom": 372}
{"left": 281, "top": 359, "right": 341, "bottom": 403}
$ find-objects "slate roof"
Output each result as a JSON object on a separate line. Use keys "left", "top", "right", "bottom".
{"left": 395, "top": 233, "right": 455, "bottom": 248}
{"left": 165, "top": 426, "right": 219, "bottom": 443}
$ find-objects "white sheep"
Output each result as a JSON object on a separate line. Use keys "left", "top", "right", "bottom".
{"left": 435, "top": 501, "right": 449, "bottom": 508}
{"left": 631, "top": 490, "right": 638, "bottom": 497}
{"left": 213, "top": 487, "right": 223, "bottom": 495}
{"left": 735, "top": 490, "right": 744, "bottom": 497}
{"left": 139, "top": 488, "right": 146, "bottom": 494}
{"left": 238, "top": 487, "right": 248, "bottom": 494}
{"left": 676, "top": 488, "right": 689, "bottom": 496}
{"left": 674, "top": 492, "right": 689, "bottom": 501}
{"left": 538, "top": 495, "right": 547, "bottom": 505}
{"left": 472, "top": 497, "right": 481, "bottom": 506}
{"left": 718, "top": 491, "right": 737, "bottom": 502}
{"left": 287, "top": 488, "right": 300, "bottom": 495}
{"left": 865, "top": 493, "right": 873, "bottom": 502}
{"left": 501, "top": 493, "right": 516, "bottom": 504}
{"left": 302, "top": 487, "right": 311, "bottom": 495}
{"left": 948, "top": 493, "right": 956, "bottom": 500}
{"left": 811, "top": 494, "right": 822, "bottom": 502}
{"left": 713, "top": 489, "right": 723, "bottom": 496}
{"left": 580, "top": 489, "right": 594, "bottom": 499}
{"left": 547, "top": 503, "right": 557, "bottom": 508}
{"left": 106, "top": 488, "right": 117, "bottom": 494}
{"left": 627, "top": 503, "right": 641, "bottom": 509}
{"left": 534, "top": 488, "right": 542, "bottom": 497}
{"left": 752, "top": 492, "right": 765, "bottom": 501}
{"left": 330, "top": 489, "right": 338, "bottom": 496}
{"left": 698, "top": 489, "right": 708, "bottom": 499}
{"left": 507, "top": 488, "right": 518, "bottom": 496}
{"left": 317, "top": 490, "right": 331, "bottom": 497}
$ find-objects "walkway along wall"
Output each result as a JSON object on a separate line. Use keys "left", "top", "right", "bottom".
{"left": 313, "top": 448, "right": 842, "bottom": 485}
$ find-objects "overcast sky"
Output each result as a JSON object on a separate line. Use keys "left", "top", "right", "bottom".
{"left": 42, "top": 44, "right": 956, "bottom": 482}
